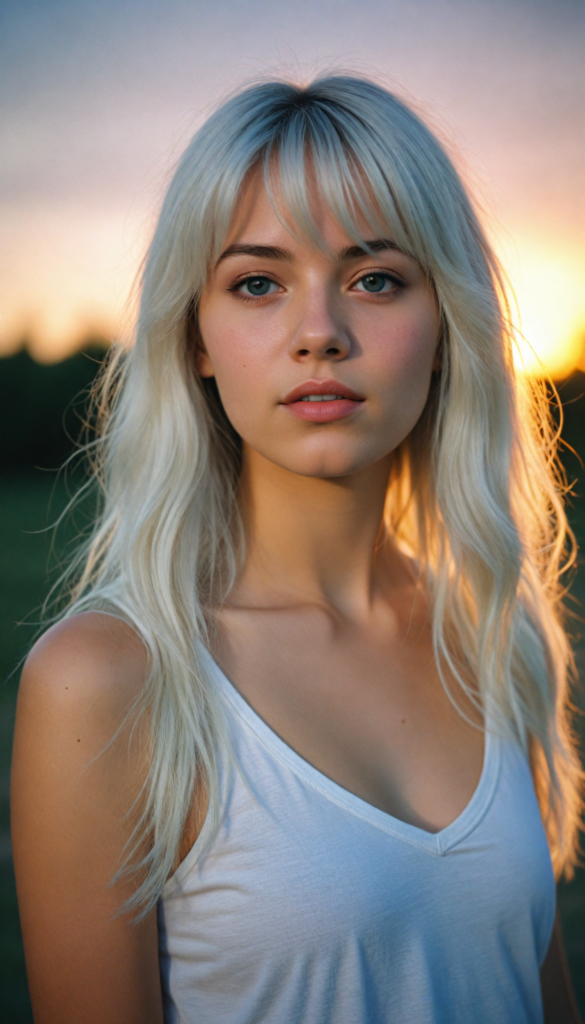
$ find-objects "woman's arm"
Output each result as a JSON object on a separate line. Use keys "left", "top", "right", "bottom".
{"left": 541, "top": 913, "right": 583, "bottom": 1024}
{"left": 11, "top": 613, "right": 164, "bottom": 1024}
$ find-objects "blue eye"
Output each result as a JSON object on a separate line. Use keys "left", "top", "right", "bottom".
{"left": 355, "top": 273, "right": 398, "bottom": 294}
{"left": 238, "top": 276, "right": 277, "bottom": 297}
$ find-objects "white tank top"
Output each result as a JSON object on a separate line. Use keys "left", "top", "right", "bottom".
{"left": 158, "top": 644, "right": 555, "bottom": 1024}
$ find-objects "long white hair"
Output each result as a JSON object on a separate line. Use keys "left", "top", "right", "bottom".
{"left": 60, "top": 75, "right": 583, "bottom": 915}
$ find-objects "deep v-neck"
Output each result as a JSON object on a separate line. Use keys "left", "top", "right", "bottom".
{"left": 199, "top": 643, "right": 501, "bottom": 856}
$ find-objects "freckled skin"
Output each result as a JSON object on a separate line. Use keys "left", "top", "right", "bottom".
{"left": 196, "top": 179, "right": 486, "bottom": 838}
{"left": 197, "top": 175, "right": 440, "bottom": 480}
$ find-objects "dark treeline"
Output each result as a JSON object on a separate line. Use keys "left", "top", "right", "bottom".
{"left": 1, "top": 344, "right": 585, "bottom": 487}
{"left": 552, "top": 374, "right": 585, "bottom": 518}
{"left": 0, "top": 345, "right": 107, "bottom": 475}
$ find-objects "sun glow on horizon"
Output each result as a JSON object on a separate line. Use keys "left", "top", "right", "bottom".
{"left": 504, "top": 241, "right": 585, "bottom": 380}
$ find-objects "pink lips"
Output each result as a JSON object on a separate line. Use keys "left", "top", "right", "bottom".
{"left": 281, "top": 379, "right": 365, "bottom": 423}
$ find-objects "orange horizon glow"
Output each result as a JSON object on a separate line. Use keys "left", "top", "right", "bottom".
{"left": 501, "top": 236, "right": 585, "bottom": 380}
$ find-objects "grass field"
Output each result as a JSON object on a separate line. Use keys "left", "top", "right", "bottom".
{"left": 1, "top": 472, "right": 585, "bottom": 1020}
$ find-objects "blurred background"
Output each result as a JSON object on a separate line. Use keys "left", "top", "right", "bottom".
{"left": 1, "top": 0, "right": 584, "bottom": 1018}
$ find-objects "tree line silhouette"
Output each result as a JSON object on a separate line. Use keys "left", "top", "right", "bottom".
{"left": 0, "top": 344, "right": 106, "bottom": 475}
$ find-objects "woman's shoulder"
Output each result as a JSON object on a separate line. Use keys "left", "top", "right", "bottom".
{"left": 19, "top": 611, "right": 149, "bottom": 730}
{"left": 14, "top": 612, "right": 151, "bottom": 846}
{"left": 11, "top": 622, "right": 165, "bottom": 1021}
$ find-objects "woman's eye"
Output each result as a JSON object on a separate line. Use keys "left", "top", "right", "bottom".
{"left": 354, "top": 273, "right": 399, "bottom": 294}
{"left": 236, "top": 276, "right": 279, "bottom": 297}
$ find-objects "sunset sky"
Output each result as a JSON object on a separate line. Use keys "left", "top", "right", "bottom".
{"left": 0, "top": 0, "right": 584, "bottom": 376}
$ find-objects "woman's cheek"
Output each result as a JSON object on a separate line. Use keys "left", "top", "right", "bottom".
{"left": 371, "top": 325, "right": 436, "bottom": 391}
{"left": 207, "top": 339, "right": 272, "bottom": 439}
{"left": 369, "top": 321, "right": 438, "bottom": 438}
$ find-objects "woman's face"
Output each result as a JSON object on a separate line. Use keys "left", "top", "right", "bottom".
{"left": 197, "top": 174, "right": 440, "bottom": 479}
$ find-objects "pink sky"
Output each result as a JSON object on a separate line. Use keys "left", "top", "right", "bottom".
{"left": 1, "top": 0, "right": 584, "bottom": 375}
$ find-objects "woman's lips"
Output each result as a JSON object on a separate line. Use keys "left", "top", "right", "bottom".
{"left": 285, "top": 397, "right": 362, "bottom": 422}
{"left": 281, "top": 379, "right": 365, "bottom": 423}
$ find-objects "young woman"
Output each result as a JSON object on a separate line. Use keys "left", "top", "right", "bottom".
{"left": 11, "top": 76, "right": 583, "bottom": 1023}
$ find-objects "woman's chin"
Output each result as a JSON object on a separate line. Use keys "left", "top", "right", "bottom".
{"left": 257, "top": 444, "right": 389, "bottom": 481}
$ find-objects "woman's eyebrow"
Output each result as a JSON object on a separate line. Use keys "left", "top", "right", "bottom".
{"left": 216, "top": 243, "right": 293, "bottom": 264}
{"left": 338, "top": 239, "right": 402, "bottom": 260}
{"left": 216, "top": 238, "right": 403, "bottom": 266}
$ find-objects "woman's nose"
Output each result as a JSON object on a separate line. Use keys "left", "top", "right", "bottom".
{"left": 288, "top": 291, "right": 352, "bottom": 362}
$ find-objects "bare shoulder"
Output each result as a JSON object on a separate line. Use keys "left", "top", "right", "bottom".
{"left": 23, "top": 610, "right": 148, "bottom": 690}
{"left": 19, "top": 611, "right": 149, "bottom": 732}
{"left": 12, "top": 613, "right": 164, "bottom": 1022}
{"left": 15, "top": 611, "right": 151, "bottom": 804}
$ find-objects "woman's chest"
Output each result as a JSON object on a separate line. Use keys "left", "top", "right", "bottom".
{"left": 213, "top": 608, "right": 484, "bottom": 834}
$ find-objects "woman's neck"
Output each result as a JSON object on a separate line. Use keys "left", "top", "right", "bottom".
{"left": 231, "top": 445, "right": 407, "bottom": 621}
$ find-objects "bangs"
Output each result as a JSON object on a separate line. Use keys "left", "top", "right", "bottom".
{"left": 262, "top": 108, "right": 418, "bottom": 264}
{"left": 203, "top": 93, "right": 427, "bottom": 278}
